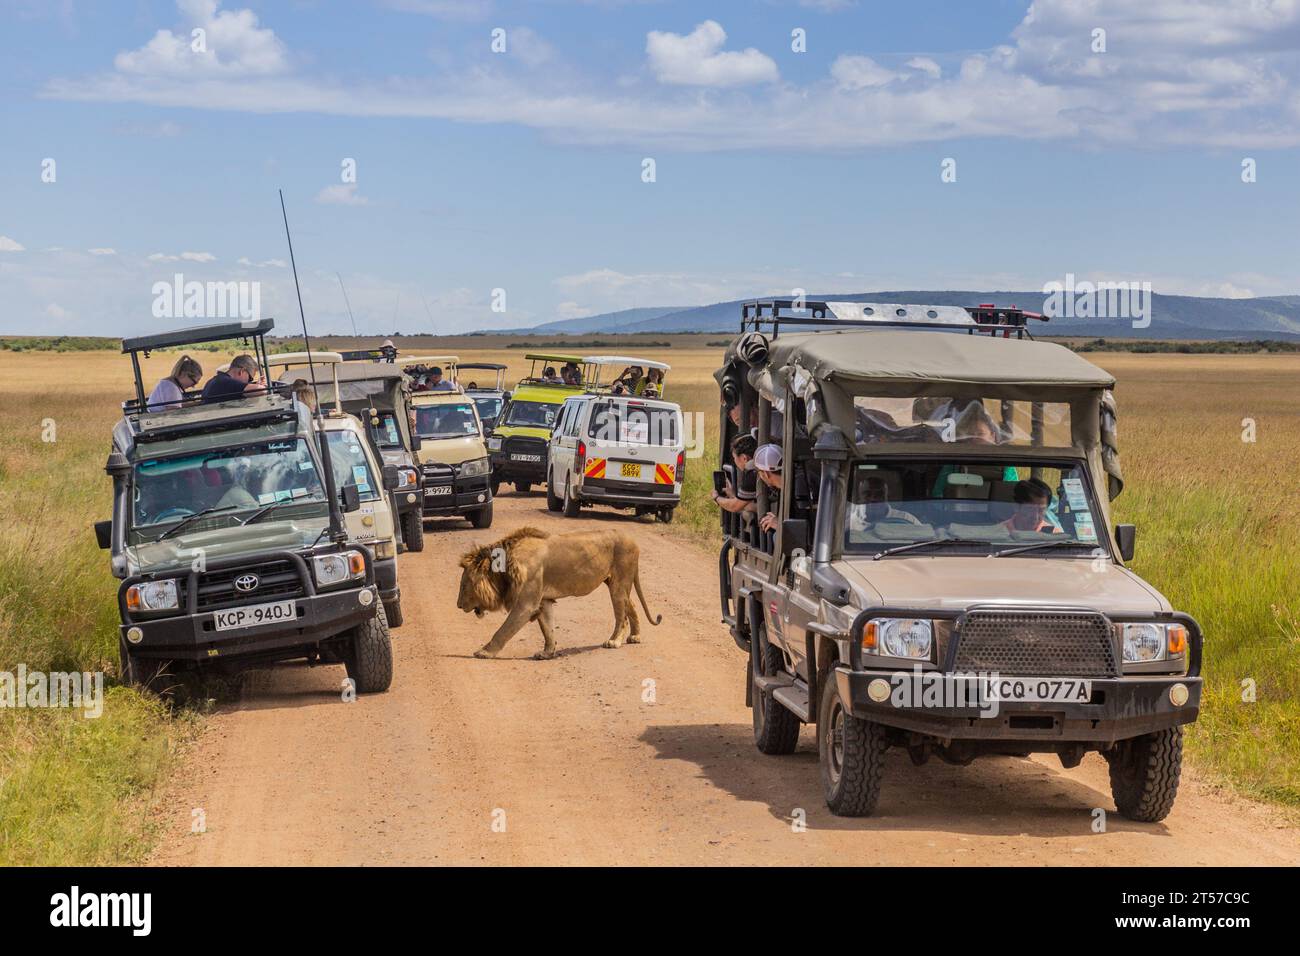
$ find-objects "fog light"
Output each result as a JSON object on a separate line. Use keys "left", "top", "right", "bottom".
{"left": 126, "top": 626, "right": 143, "bottom": 645}
{"left": 358, "top": 589, "right": 374, "bottom": 607}
{"left": 477, "top": 493, "right": 485, "bottom": 503}
{"left": 406, "top": 493, "right": 417, "bottom": 504}
{"left": 1169, "top": 683, "right": 1189, "bottom": 707}
{"left": 867, "top": 678, "right": 890, "bottom": 703}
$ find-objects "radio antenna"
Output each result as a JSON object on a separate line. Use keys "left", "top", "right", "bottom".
{"left": 280, "top": 189, "right": 345, "bottom": 544}
{"left": 337, "top": 271, "right": 358, "bottom": 338}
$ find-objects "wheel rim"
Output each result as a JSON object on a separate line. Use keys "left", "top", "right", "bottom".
{"left": 826, "top": 700, "right": 845, "bottom": 783}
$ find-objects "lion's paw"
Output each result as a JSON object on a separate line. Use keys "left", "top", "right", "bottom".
{"left": 533, "top": 649, "right": 557, "bottom": 660}
{"left": 473, "top": 647, "right": 498, "bottom": 659}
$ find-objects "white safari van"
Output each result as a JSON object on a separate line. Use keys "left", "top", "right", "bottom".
{"left": 546, "top": 392, "right": 685, "bottom": 523}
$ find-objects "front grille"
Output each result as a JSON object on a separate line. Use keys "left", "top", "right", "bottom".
{"left": 194, "top": 559, "right": 305, "bottom": 611}
{"left": 952, "top": 610, "right": 1118, "bottom": 678}
{"left": 422, "top": 463, "right": 454, "bottom": 481}
{"left": 504, "top": 436, "right": 547, "bottom": 457}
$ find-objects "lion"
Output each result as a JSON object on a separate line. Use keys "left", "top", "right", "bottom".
{"left": 456, "top": 526, "right": 662, "bottom": 660}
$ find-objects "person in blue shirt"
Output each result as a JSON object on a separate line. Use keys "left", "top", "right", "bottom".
{"left": 200, "top": 354, "right": 262, "bottom": 403}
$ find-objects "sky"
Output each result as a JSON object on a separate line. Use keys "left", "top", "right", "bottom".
{"left": 2, "top": 0, "right": 1299, "bottom": 336}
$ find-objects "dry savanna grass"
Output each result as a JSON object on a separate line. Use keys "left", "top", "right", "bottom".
{"left": 0, "top": 343, "right": 1295, "bottom": 864}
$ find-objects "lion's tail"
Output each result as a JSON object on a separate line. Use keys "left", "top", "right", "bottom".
{"left": 633, "top": 568, "right": 662, "bottom": 626}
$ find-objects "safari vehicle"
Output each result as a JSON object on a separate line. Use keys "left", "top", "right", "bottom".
{"left": 459, "top": 362, "right": 509, "bottom": 430}
{"left": 585, "top": 354, "right": 671, "bottom": 398}
{"left": 405, "top": 356, "right": 493, "bottom": 528}
{"left": 546, "top": 392, "right": 684, "bottom": 522}
{"left": 326, "top": 348, "right": 428, "bottom": 552}
{"left": 488, "top": 353, "right": 587, "bottom": 494}
{"left": 716, "top": 300, "right": 1202, "bottom": 821}
{"left": 270, "top": 353, "right": 406, "bottom": 627}
{"left": 97, "top": 321, "right": 394, "bottom": 694}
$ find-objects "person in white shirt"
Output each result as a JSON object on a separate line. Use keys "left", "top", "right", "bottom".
{"left": 145, "top": 355, "right": 203, "bottom": 410}
{"left": 849, "top": 474, "right": 922, "bottom": 532}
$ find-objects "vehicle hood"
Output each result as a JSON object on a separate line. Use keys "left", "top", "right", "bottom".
{"left": 417, "top": 435, "right": 488, "bottom": 465}
{"left": 490, "top": 425, "right": 552, "bottom": 441}
{"left": 836, "top": 556, "right": 1170, "bottom": 615}
{"left": 126, "top": 519, "right": 329, "bottom": 575}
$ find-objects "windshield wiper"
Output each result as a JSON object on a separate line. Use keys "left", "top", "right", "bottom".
{"left": 156, "top": 505, "right": 239, "bottom": 540}
{"left": 993, "top": 538, "right": 1095, "bottom": 558}
{"left": 242, "top": 494, "right": 318, "bottom": 526}
{"left": 872, "top": 536, "right": 993, "bottom": 560}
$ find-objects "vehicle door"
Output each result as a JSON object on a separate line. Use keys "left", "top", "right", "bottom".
{"left": 549, "top": 399, "right": 578, "bottom": 491}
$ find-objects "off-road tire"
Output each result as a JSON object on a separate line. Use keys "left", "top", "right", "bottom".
{"left": 490, "top": 478, "right": 501, "bottom": 497}
{"left": 345, "top": 600, "right": 393, "bottom": 694}
{"left": 1106, "top": 726, "right": 1183, "bottom": 823}
{"left": 468, "top": 500, "right": 494, "bottom": 529}
{"left": 752, "top": 640, "right": 800, "bottom": 755}
{"left": 546, "top": 473, "right": 562, "bottom": 512}
{"left": 656, "top": 507, "right": 674, "bottom": 524}
{"left": 383, "top": 595, "right": 404, "bottom": 629}
{"left": 515, "top": 481, "right": 532, "bottom": 494}
{"left": 562, "top": 478, "right": 581, "bottom": 517}
{"left": 818, "top": 672, "right": 887, "bottom": 816}
{"left": 399, "top": 508, "right": 424, "bottom": 553}
{"left": 119, "top": 635, "right": 168, "bottom": 690}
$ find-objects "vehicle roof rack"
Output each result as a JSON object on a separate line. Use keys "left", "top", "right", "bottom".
{"left": 739, "top": 299, "right": 1047, "bottom": 340}
{"left": 458, "top": 362, "right": 508, "bottom": 371}
{"left": 339, "top": 346, "right": 398, "bottom": 363}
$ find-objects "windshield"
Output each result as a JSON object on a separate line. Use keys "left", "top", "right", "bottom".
{"left": 587, "top": 400, "right": 677, "bottom": 446}
{"left": 844, "top": 459, "right": 1104, "bottom": 555}
{"left": 502, "top": 400, "right": 559, "bottom": 429}
{"left": 373, "top": 411, "right": 404, "bottom": 448}
{"left": 415, "top": 402, "right": 479, "bottom": 438}
{"left": 472, "top": 396, "right": 503, "bottom": 421}
{"left": 132, "top": 438, "right": 327, "bottom": 537}
{"left": 326, "top": 430, "right": 381, "bottom": 502}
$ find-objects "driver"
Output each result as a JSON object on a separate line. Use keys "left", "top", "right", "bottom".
{"left": 1003, "top": 478, "right": 1061, "bottom": 533}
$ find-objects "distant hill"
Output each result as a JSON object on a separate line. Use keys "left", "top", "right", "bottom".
{"left": 520, "top": 306, "right": 692, "bottom": 335}
{"left": 515, "top": 291, "right": 1300, "bottom": 340}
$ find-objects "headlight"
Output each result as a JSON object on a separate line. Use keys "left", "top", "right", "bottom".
{"left": 312, "top": 550, "right": 365, "bottom": 587}
{"left": 126, "top": 578, "right": 179, "bottom": 612}
{"left": 396, "top": 467, "right": 418, "bottom": 490}
{"left": 373, "top": 539, "right": 396, "bottom": 560}
{"left": 864, "top": 617, "right": 932, "bottom": 659}
{"left": 1121, "top": 623, "right": 1185, "bottom": 662}
{"left": 459, "top": 457, "right": 491, "bottom": 478}
{"left": 487, "top": 437, "right": 502, "bottom": 451}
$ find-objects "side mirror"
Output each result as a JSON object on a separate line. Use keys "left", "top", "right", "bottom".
{"left": 381, "top": 464, "right": 400, "bottom": 492}
{"left": 1115, "top": 524, "right": 1136, "bottom": 562}
{"left": 781, "top": 518, "right": 809, "bottom": 559}
{"left": 94, "top": 520, "right": 113, "bottom": 550}
{"left": 409, "top": 433, "right": 423, "bottom": 451}
{"left": 341, "top": 483, "right": 362, "bottom": 513}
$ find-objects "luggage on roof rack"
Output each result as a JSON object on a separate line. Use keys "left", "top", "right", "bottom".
{"left": 739, "top": 299, "right": 1047, "bottom": 339}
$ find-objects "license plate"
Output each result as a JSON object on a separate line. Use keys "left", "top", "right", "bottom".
{"left": 213, "top": 600, "right": 297, "bottom": 631}
{"left": 511, "top": 453, "right": 541, "bottom": 462}
{"left": 620, "top": 462, "right": 642, "bottom": 478}
{"left": 424, "top": 485, "right": 452, "bottom": 496}
{"left": 982, "top": 678, "right": 1092, "bottom": 703}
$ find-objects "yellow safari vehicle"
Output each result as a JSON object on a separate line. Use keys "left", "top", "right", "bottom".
{"left": 487, "top": 353, "right": 587, "bottom": 495}
{"left": 404, "top": 356, "right": 494, "bottom": 528}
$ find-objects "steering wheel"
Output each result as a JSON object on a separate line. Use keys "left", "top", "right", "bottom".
{"left": 153, "top": 507, "right": 196, "bottom": 523}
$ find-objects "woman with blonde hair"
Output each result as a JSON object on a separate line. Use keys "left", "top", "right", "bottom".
{"left": 146, "top": 354, "right": 203, "bottom": 410}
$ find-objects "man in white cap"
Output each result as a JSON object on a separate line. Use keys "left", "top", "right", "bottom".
{"left": 754, "top": 442, "right": 785, "bottom": 533}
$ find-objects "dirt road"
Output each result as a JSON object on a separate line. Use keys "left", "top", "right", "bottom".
{"left": 152, "top": 494, "right": 1299, "bottom": 866}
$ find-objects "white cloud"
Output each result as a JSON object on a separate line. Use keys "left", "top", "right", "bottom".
{"left": 314, "top": 183, "right": 369, "bottom": 206}
{"left": 0, "top": 236, "right": 26, "bottom": 252}
{"left": 45, "top": 303, "right": 72, "bottom": 320}
{"left": 88, "top": 247, "right": 117, "bottom": 256}
{"left": 830, "top": 55, "right": 898, "bottom": 90}
{"left": 180, "top": 251, "right": 216, "bottom": 262}
{"left": 238, "top": 256, "right": 286, "bottom": 267}
{"left": 646, "top": 20, "right": 779, "bottom": 87}
{"left": 41, "top": 0, "right": 1300, "bottom": 150}
{"left": 114, "top": 0, "right": 287, "bottom": 77}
